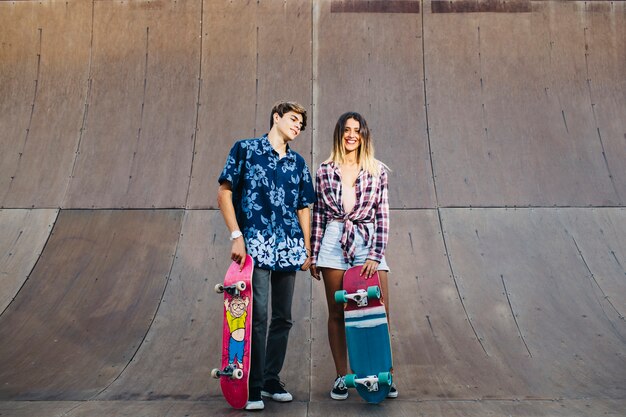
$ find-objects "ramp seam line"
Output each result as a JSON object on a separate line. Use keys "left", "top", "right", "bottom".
{"left": 0, "top": 208, "right": 60, "bottom": 318}
{"left": 500, "top": 274, "right": 532, "bottom": 357}
{"left": 309, "top": 0, "right": 315, "bottom": 404}
{"left": 436, "top": 209, "right": 489, "bottom": 356}
{"left": 2, "top": 28, "right": 42, "bottom": 203}
{"left": 583, "top": 26, "right": 621, "bottom": 203}
{"left": 125, "top": 27, "right": 150, "bottom": 196}
{"left": 184, "top": 0, "right": 205, "bottom": 209}
{"left": 63, "top": 1, "right": 96, "bottom": 209}
{"left": 421, "top": 0, "right": 439, "bottom": 207}
{"left": 91, "top": 210, "right": 186, "bottom": 400}
{"left": 570, "top": 235, "right": 625, "bottom": 324}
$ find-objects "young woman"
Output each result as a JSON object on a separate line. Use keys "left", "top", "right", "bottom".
{"left": 310, "top": 112, "right": 397, "bottom": 400}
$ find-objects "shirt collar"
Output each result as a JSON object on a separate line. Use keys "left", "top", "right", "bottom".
{"left": 261, "top": 134, "right": 295, "bottom": 161}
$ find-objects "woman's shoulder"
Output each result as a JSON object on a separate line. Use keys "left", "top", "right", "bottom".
{"left": 316, "top": 160, "right": 334, "bottom": 172}
{"left": 375, "top": 160, "right": 390, "bottom": 176}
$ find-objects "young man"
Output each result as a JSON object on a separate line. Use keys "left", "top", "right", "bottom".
{"left": 217, "top": 101, "right": 315, "bottom": 410}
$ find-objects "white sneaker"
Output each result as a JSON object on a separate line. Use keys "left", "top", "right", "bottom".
{"left": 245, "top": 399, "right": 265, "bottom": 410}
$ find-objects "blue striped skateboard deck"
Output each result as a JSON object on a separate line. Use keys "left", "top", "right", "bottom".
{"left": 336, "top": 266, "right": 392, "bottom": 403}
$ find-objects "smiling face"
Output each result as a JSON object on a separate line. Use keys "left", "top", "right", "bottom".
{"left": 273, "top": 111, "right": 304, "bottom": 142}
{"left": 342, "top": 118, "right": 361, "bottom": 154}
{"left": 229, "top": 296, "right": 247, "bottom": 318}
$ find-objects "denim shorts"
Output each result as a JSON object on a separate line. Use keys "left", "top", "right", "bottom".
{"left": 316, "top": 221, "right": 389, "bottom": 271}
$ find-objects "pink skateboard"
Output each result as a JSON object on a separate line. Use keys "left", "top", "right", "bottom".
{"left": 211, "top": 255, "right": 254, "bottom": 409}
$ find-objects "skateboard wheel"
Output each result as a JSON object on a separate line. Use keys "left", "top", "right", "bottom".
{"left": 345, "top": 374, "right": 357, "bottom": 388}
{"left": 211, "top": 368, "right": 220, "bottom": 379}
{"left": 236, "top": 281, "right": 246, "bottom": 292}
{"left": 367, "top": 285, "right": 380, "bottom": 299}
{"left": 214, "top": 283, "right": 224, "bottom": 294}
{"left": 334, "top": 290, "right": 348, "bottom": 304}
{"left": 378, "top": 372, "right": 391, "bottom": 386}
{"left": 232, "top": 368, "right": 244, "bottom": 379}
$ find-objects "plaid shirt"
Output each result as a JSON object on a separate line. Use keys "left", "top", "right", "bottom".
{"left": 311, "top": 161, "right": 389, "bottom": 264}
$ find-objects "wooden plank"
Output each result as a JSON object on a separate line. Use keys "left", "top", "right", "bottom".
{"left": 424, "top": 5, "right": 622, "bottom": 206}
{"left": 314, "top": 1, "right": 434, "bottom": 208}
{"left": 0, "top": 209, "right": 57, "bottom": 314}
{"left": 581, "top": 9, "right": 626, "bottom": 204}
{"left": 0, "top": 210, "right": 183, "bottom": 400}
{"left": 64, "top": 1, "right": 199, "bottom": 208}
{"left": 431, "top": 0, "right": 531, "bottom": 13}
{"left": 256, "top": 0, "right": 313, "bottom": 165}
{"left": 187, "top": 1, "right": 257, "bottom": 209}
{"left": 441, "top": 208, "right": 626, "bottom": 399}
{"left": 309, "top": 398, "right": 626, "bottom": 416}
{"left": 331, "top": 0, "right": 420, "bottom": 14}
{"left": 0, "top": 1, "right": 90, "bottom": 208}
{"left": 64, "top": 399, "right": 308, "bottom": 417}
{"left": 0, "top": 401, "right": 79, "bottom": 417}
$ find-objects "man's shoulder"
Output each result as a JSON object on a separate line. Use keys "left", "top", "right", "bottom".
{"left": 229, "top": 136, "right": 269, "bottom": 158}
{"left": 234, "top": 136, "right": 263, "bottom": 147}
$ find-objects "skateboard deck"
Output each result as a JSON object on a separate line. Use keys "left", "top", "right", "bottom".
{"left": 211, "top": 255, "right": 254, "bottom": 409}
{"left": 336, "top": 265, "right": 393, "bottom": 403}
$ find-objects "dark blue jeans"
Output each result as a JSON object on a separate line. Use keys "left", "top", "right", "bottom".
{"left": 249, "top": 267, "right": 296, "bottom": 391}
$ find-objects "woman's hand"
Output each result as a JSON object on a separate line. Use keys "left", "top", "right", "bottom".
{"left": 310, "top": 264, "right": 321, "bottom": 280}
{"left": 360, "top": 259, "right": 380, "bottom": 278}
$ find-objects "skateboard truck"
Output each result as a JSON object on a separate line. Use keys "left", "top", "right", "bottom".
{"left": 345, "top": 372, "right": 391, "bottom": 392}
{"left": 214, "top": 281, "right": 247, "bottom": 296}
{"left": 211, "top": 364, "right": 244, "bottom": 380}
{"left": 334, "top": 285, "right": 381, "bottom": 307}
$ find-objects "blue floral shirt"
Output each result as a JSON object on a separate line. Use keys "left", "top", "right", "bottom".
{"left": 219, "top": 135, "right": 316, "bottom": 271}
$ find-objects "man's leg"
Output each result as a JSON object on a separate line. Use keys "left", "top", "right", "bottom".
{"left": 249, "top": 268, "right": 271, "bottom": 393}
{"left": 263, "top": 270, "right": 296, "bottom": 383}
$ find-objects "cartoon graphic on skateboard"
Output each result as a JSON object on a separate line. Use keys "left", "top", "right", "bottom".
{"left": 211, "top": 255, "right": 254, "bottom": 409}
{"left": 335, "top": 265, "right": 393, "bottom": 403}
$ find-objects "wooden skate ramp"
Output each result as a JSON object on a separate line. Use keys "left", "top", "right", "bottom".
{"left": 0, "top": 210, "right": 183, "bottom": 400}
{"left": 0, "top": 1, "right": 625, "bottom": 416}
{"left": 0, "top": 209, "right": 57, "bottom": 314}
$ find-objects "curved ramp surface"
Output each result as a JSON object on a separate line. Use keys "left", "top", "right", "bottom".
{"left": 0, "top": 210, "right": 183, "bottom": 400}
{"left": 0, "top": 1, "right": 625, "bottom": 417}
{"left": 0, "top": 209, "right": 57, "bottom": 313}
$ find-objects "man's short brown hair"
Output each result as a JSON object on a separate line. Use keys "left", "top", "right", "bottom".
{"left": 270, "top": 101, "right": 307, "bottom": 131}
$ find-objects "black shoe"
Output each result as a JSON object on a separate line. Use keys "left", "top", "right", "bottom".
{"left": 261, "top": 379, "right": 293, "bottom": 402}
{"left": 387, "top": 382, "right": 398, "bottom": 398}
{"left": 330, "top": 376, "right": 348, "bottom": 400}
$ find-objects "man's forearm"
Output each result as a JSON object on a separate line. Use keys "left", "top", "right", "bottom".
{"left": 297, "top": 206, "right": 311, "bottom": 252}
{"left": 217, "top": 184, "right": 241, "bottom": 234}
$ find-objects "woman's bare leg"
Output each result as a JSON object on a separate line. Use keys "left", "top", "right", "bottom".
{"left": 377, "top": 270, "right": 390, "bottom": 321}
{"left": 321, "top": 267, "right": 348, "bottom": 376}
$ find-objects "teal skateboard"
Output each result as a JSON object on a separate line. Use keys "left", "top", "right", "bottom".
{"left": 335, "top": 265, "right": 393, "bottom": 403}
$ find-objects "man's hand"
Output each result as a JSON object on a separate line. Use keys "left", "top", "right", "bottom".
{"left": 360, "top": 259, "right": 380, "bottom": 279}
{"left": 231, "top": 237, "right": 247, "bottom": 270}
{"left": 300, "top": 256, "right": 312, "bottom": 271}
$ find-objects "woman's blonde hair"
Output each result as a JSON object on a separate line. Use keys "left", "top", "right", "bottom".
{"left": 326, "top": 112, "right": 387, "bottom": 177}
